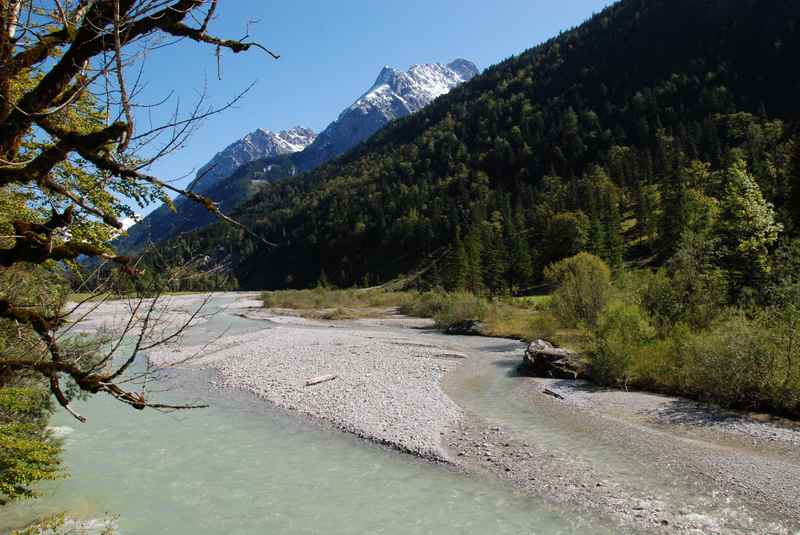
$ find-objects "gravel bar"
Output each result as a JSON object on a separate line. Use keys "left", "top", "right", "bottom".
{"left": 151, "top": 324, "right": 465, "bottom": 460}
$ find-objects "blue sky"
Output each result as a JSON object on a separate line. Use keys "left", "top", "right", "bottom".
{"left": 135, "top": 0, "right": 612, "bottom": 214}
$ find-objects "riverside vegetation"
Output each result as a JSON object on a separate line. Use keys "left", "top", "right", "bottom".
{"left": 262, "top": 245, "right": 800, "bottom": 419}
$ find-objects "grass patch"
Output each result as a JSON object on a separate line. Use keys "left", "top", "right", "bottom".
{"left": 261, "top": 287, "right": 582, "bottom": 345}
{"left": 261, "top": 287, "right": 415, "bottom": 318}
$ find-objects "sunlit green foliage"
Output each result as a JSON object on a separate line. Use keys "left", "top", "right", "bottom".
{"left": 544, "top": 253, "right": 611, "bottom": 328}
{"left": 717, "top": 159, "right": 783, "bottom": 279}
{"left": 0, "top": 387, "right": 63, "bottom": 504}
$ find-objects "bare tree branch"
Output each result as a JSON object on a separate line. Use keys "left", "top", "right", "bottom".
{"left": 0, "top": 0, "right": 277, "bottom": 421}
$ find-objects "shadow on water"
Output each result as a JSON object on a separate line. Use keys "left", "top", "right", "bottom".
{"left": 490, "top": 357, "right": 528, "bottom": 378}
{"left": 474, "top": 342, "right": 524, "bottom": 354}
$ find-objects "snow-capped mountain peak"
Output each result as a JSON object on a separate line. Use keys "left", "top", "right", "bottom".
{"left": 300, "top": 59, "right": 479, "bottom": 169}
{"left": 121, "top": 58, "right": 477, "bottom": 252}
{"left": 350, "top": 60, "right": 478, "bottom": 118}
{"left": 191, "top": 126, "right": 316, "bottom": 193}
{"left": 373, "top": 66, "right": 400, "bottom": 88}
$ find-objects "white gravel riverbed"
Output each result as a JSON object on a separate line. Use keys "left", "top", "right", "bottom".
{"left": 75, "top": 293, "right": 800, "bottom": 534}
{"left": 150, "top": 324, "right": 465, "bottom": 460}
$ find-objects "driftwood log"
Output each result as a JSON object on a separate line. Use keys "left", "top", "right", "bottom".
{"left": 305, "top": 374, "right": 338, "bottom": 387}
{"left": 543, "top": 388, "right": 565, "bottom": 400}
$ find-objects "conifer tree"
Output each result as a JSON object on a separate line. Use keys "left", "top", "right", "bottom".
{"left": 605, "top": 198, "right": 625, "bottom": 268}
{"left": 481, "top": 212, "right": 509, "bottom": 295}
{"left": 505, "top": 211, "right": 534, "bottom": 292}
{"left": 659, "top": 169, "right": 691, "bottom": 258}
{"left": 464, "top": 226, "right": 484, "bottom": 294}
{"left": 445, "top": 228, "right": 468, "bottom": 292}
{"left": 634, "top": 183, "right": 659, "bottom": 246}
{"left": 789, "top": 138, "right": 800, "bottom": 231}
{"left": 718, "top": 159, "right": 783, "bottom": 282}
{"left": 589, "top": 216, "right": 607, "bottom": 260}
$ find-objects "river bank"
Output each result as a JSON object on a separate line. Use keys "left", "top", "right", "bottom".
{"left": 86, "top": 293, "right": 800, "bottom": 533}
{"left": 439, "top": 335, "right": 800, "bottom": 534}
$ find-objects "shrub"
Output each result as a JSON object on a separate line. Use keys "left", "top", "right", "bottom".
{"left": 398, "top": 291, "right": 451, "bottom": 318}
{"left": 0, "top": 387, "right": 63, "bottom": 504}
{"left": 525, "top": 311, "right": 560, "bottom": 341}
{"left": 677, "top": 313, "right": 773, "bottom": 408}
{"left": 399, "top": 291, "right": 490, "bottom": 329}
{"left": 591, "top": 301, "right": 655, "bottom": 387}
{"left": 672, "top": 311, "right": 800, "bottom": 416}
{"left": 430, "top": 293, "right": 489, "bottom": 329}
{"left": 591, "top": 302, "right": 800, "bottom": 417}
{"left": 640, "top": 243, "right": 728, "bottom": 333}
{"left": 544, "top": 253, "right": 611, "bottom": 327}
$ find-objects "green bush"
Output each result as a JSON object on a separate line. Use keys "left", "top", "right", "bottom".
{"left": 592, "top": 301, "right": 656, "bottom": 387}
{"left": 399, "top": 291, "right": 489, "bottom": 328}
{"left": 0, "top": 387, "right": 63, "bottom": 504}
{"left": 431, "top": 293, "right": 489, "bottom": 328}
{"left": 398, "top": 291, "right": 452, "bottom": 318}
{"left": 640, "top": 247, "right": 727, "bottom": 333}
{"left": 678, "top": 315, "right": 771, "bottom": 408}
{"left": 591, "top": 297, "right": 800, "bottom": 417}
{"left": 544, "top": 253, "right": 611, "bottom": 328}
{"left": 673, "top": 311, "right": 800, "bottom": 415}
{"left": 526, "top": 312, "right": 560, "bottom": 341}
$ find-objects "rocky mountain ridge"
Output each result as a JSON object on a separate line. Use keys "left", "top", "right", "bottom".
{"left": 298, "top": 60, "right": 478, "bottom": 169}
{"left": 118, "top": 59, "right": 478, "bottom": 252}
{"left": 190, "top": 126, "right": 316, "bottom": 194}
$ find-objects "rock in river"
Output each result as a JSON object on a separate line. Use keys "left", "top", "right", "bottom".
{"left": 445, "top": 320, "right": 484, "bottom": 336}
{"left": 522, "top": 339, "right": 589, "bottom": 380}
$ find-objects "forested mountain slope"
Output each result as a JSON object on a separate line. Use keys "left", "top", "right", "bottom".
{"left": 160, "top": 0, "right": 800, "bottom": 291}
{"left": 117, "top": 61, "right": 476, "bottom": 254}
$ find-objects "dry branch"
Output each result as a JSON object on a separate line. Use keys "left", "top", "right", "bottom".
{"left": 0, "top": 0, "right": 278, "bottom": 422}
{"left": 305, "top": 374, "right": 338, "bottom": 387}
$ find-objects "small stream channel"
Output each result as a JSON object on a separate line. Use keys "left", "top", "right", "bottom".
{"left": 435, "top": 332, "right": 786, "bottom": 531}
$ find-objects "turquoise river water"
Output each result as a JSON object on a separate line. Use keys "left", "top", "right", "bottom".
{"left": 0, "top": 297, "right": 606, "bottom": 534}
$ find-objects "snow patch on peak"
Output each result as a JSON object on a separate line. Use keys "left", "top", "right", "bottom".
{"left": 347, "top": 60, "right": 479, "bottom": 119}
{"left": 300, "top": 58, "right": 478, "bottom": 171}
{"left": 191, "top": 126, "right": 316, "bottom": 193}
{"left": 372, "top": 66, "right": 400, "bottom": 89}
{"left": 280, "top": 126, "right": 318, "bottom": 152}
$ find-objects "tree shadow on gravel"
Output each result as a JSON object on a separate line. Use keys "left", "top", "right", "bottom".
{"left": 643, "top": 398, "right": 759, "bottom": 428}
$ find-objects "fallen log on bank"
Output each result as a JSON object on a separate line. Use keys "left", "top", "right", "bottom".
{"left": 305, "top": 374, "right": 338, "bottom": 387}
{"left": 543, "top": 388, "right": 565, "bottom": 400}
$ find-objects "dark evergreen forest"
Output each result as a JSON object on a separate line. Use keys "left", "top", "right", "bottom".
{"left": 154, "top": 0, "right": 800, "bottom": 297}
